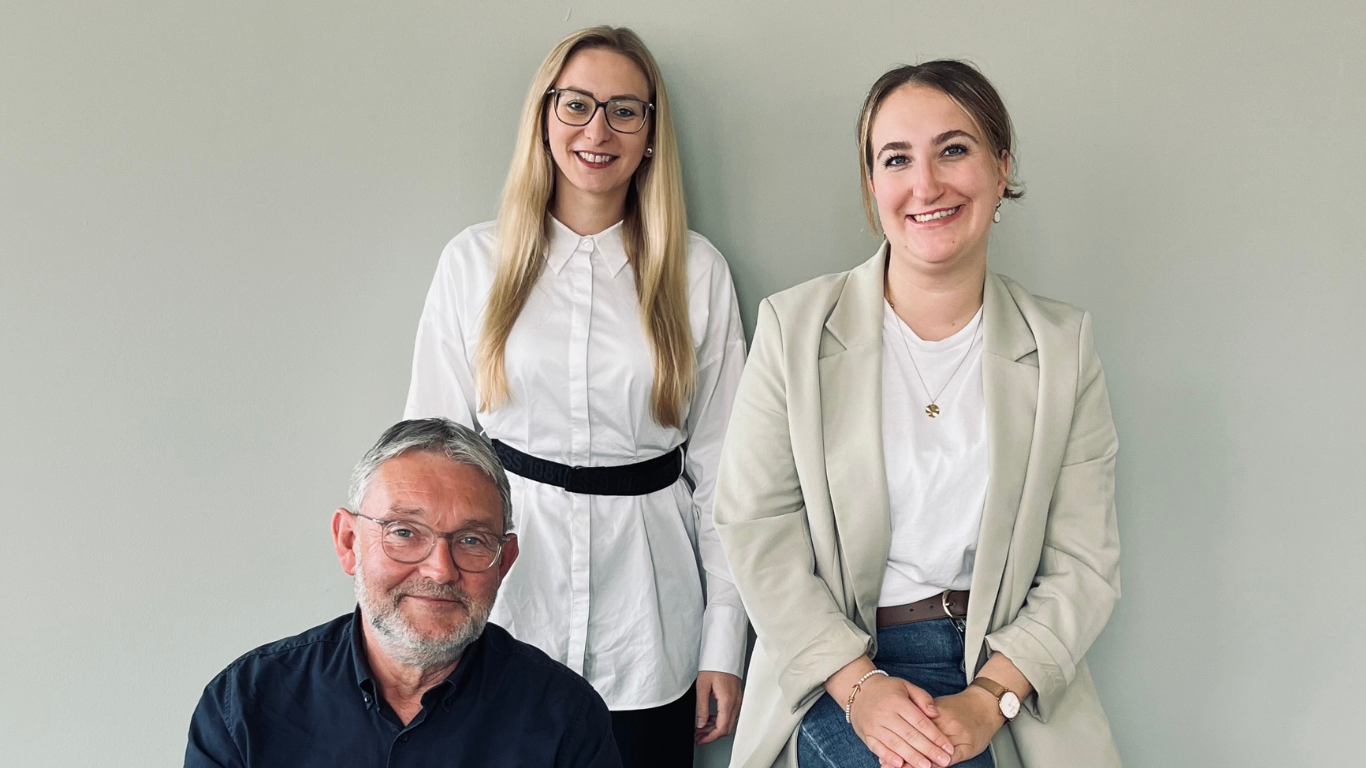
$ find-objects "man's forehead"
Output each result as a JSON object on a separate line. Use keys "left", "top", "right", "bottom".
{"left": 364, "top": 453, "right": 502, "bottom": 523}
{"left": 371, "top": 451, "right": 477, "bottom": 490}
{"left": 380, "top": 504, "right": 499, "bottom": 532}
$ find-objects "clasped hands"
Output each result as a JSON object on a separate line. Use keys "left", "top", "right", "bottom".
{"left": 849, "top": 675, "right": 1004, "bottom": 768}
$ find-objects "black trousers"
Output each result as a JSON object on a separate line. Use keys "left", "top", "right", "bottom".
{"left": 610, "top": 686, "right": 697, "bottom": 768}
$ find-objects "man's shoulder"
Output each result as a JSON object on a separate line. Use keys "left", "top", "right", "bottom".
{"left": 480, "top": 623, "right": 603, "bottom": 702}
{"left": 476, "top": 625, "right": 619, "bottom": 766}
{"left": 211, "top": 613, "right": 353, "bottom": 687}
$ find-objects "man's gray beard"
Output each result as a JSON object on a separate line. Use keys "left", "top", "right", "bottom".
{"left": 353, "top": 554, "right": 492, "bottom": 669}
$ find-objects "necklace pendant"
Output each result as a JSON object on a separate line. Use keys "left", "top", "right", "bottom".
{"left": 925, "top": 403, "right": 940, "bottom": 418}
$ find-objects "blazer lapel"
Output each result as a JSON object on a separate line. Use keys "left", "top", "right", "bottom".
{"left": 820, "top": 246, "right": 893, "bottom": 631}
{"left": 964, "top": 272, "right": 1039, "bottom": 669}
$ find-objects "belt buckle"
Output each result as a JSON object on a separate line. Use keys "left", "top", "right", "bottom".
{"left": 940, "top": 589, "right": 965, "bottom": 620}
{"left": 564, "top": 465, "right": 587, "bottom": 495}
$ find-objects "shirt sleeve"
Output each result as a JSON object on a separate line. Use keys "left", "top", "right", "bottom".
{"left": 404, "top": 239, "right": 480, "bottom": 429}
{"left": 556, "top": 687, "right": 623, "bottom": 768}
{"left": 685, "top": 250, "right": 751, "bottom": 678}
{"left": 184, "top": 675, "right": 246, "bottom": 768}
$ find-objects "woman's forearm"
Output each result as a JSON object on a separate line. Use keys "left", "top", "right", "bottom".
{"left": 976, "top": 652, "right": 1033, "bottom": 698}
{"left": 823, "top": 654, "right": 879, "bottom": 701}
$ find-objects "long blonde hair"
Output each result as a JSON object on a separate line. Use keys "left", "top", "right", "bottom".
{"left": 477, "top": 26, "right": 694, "bottom": 429}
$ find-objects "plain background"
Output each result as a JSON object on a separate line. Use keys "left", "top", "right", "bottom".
{"left": 3, "top": 1, "right": 1363, "bottom": 765}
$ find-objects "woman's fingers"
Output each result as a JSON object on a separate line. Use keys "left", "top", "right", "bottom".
{"left": 693, "top": 676, "right": 713, "bottom": 730}
{"left": 866, "top": 736, "right": 905, "bottom": 768}
{"left": 694, "top": 672, "right": 742, "bottom": 745}
{"left": 712, "top": 677, "right": 740, "bottom": 738}
{"left": 885, "top": 714, "right": 953, "bottom": 768}
{"left": 903, "top": 679, "right": 939, "bottom": 718}
{"left": 850, "top": 676, "right": 951, "bottom": 766}
{"left": 895, "top": 692, "right": 954, "bottom": 758}
{"left": 872, "top": 727, "right": 937, "bottom": 768}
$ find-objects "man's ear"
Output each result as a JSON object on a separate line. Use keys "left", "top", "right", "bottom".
{"left": 333, "top": 509, "right": 358, "bottom": 576}
{"left": 497, "top": 533, "right": 519, "bottom": 580}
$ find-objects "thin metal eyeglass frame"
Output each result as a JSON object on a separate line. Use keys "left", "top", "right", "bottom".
{"left": 347, "top": 511, "right": 510, "bottom": 572}
{"left": 545, "top": 88, "right": 654, "bottom": 134}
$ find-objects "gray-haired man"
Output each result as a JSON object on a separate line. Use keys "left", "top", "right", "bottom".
{"left": 186, "top": 418, "right": 621, "bottom": 767}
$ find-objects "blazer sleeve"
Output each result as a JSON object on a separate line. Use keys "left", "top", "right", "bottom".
{"left": 984, "top": 311, "right": 1121, "bottom": 722}
{"left": 714, "top": 298, "right": 870, "bottom": 712}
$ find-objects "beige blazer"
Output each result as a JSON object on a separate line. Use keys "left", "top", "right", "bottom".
{"left": 714, "top": 247, "right": 1122, "bottom": 768}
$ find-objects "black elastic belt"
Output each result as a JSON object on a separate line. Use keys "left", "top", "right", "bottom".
{"left": 491, "top": 440, "right": 684, "bottom": 496}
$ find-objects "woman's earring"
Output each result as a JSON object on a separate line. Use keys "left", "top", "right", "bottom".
{"left": 993, "top": 201, "right": 1002, "bottom": 223}
{"left": 645, "top": 147, "right": 654, "bottom": 157}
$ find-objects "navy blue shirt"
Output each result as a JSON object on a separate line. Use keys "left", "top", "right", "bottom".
{"left": 185, "top": 610, "right": 621, "bottom": 767}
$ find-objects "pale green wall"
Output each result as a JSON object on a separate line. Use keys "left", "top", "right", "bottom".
{"left": 3, "top": 2, "right": 1364, "bottom": 766}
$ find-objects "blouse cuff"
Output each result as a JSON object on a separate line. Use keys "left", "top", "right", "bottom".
{"left": 698, "top": 603, "right": 748, "bottom": 678}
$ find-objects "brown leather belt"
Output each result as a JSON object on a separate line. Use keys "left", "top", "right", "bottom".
{"left": 876, "top": 590, "right": 970, "bottom": 628}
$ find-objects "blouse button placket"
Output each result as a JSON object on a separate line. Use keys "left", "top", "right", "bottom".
{"left": 564, "top": 236, "right": 595, "bottom": 675}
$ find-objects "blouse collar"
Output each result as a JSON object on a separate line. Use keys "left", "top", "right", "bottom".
{"left": 546, "top": 215, "right": 630, "bottom": 277}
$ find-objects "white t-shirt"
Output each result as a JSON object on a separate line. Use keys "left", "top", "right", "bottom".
{"left": 879, "top": 301, "right": 989, "bottom": 607}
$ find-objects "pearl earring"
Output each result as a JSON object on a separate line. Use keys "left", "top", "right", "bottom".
{"left": 645, "top": 147, "right": 654, "bottom": 157}
{"left": 993, "top": 201, "right": 1002, "bottom": 223}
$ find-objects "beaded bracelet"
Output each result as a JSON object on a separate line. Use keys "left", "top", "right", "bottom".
{"left": 844, "top": 669, "right": 889, "bottom": 723}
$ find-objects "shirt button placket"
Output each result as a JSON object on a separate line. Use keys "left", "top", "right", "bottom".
{"left": 388, "top": 732, "right": 411, "bottom": 768}
{"left": 565, "top": 237, "right": 594, "bottom": 676}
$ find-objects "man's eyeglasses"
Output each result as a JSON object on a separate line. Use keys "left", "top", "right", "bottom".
{"left": 348, "top": 511, "right": 510, "bottom": 572}
{"left": 546, "top": 88, "right": 653, "bottom": 134}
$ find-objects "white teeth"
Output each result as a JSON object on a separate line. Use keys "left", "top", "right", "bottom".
{"left": 911, "top": 206, "right": 960, "bottom": 223}
{"left": 577, "top": 152, "right": 615, "bottom": 164}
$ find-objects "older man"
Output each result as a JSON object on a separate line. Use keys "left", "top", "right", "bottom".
{"left": 185, "top": 419, "right": 621, "bottom": 767}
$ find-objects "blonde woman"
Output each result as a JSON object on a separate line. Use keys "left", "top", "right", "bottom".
{"left": 715, "top": 60, "right": 1121, "bottom": 768}
{"left": 404, "top": 27, "right": 747, "bottom": 767}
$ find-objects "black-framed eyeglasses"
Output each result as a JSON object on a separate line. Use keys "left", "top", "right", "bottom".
{"left": 546, "top": 88, "right": 654, "bottom": 134}
{"left": 348, "top": 511, "right": 511, "bottom": 572}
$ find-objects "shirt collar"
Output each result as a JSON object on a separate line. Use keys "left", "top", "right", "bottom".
{"left": 545, "top": 215, "right": 629, "bottom": 277}
{"left": 348, "top": 607, "right": 378, "bottom": 706}
{"left": 347, "top": 606, "right": 484, "bottom": 711}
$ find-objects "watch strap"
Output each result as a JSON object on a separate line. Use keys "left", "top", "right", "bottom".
{"left": 969, "top": 677, "right": 1016, "bottom": 721}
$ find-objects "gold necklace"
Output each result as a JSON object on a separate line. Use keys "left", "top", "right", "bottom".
{"left": 886, "top": 300, "right": 981, "bottom": 419}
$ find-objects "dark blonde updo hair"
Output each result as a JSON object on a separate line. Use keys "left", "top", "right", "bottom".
{"left": 857, "top": 59, "right": 1024, "bottom": 233}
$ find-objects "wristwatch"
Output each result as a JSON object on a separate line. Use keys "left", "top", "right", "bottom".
{"left": 969, "top": 677, "right": 1020, "bottom": 722}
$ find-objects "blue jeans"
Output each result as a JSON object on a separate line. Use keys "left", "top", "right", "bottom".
{"left": 797, "top": 619, "right": 996, "bottom": 768}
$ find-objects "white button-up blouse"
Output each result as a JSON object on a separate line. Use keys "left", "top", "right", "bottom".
{"left": 404, "top": 217, "right": 750, "bottom": 709}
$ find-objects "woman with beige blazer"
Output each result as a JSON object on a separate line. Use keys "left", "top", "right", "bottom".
{"left": 714, "top": 61, "right": 1122, "bottom": 768}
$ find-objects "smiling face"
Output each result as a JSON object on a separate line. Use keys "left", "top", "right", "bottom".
{"left": 332, "top": 451, "right": 517, "bottom": 667}
{"left": 545, "top": 47, "right": 652, "bottom": 213}
{"left": 869, "top": 84, "right": 1009, "bottom": 275}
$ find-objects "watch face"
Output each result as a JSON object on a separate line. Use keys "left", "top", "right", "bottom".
{"left": 1000, "top": 691, "right": 1021, "bottom": 720}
